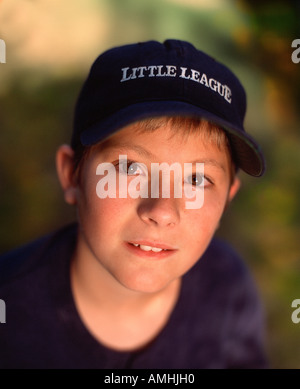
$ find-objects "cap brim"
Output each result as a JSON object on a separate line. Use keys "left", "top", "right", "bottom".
{"left": 80, "top": 101, "right": 265, "bottom": 177}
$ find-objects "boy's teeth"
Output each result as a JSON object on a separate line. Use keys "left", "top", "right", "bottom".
{"left": 150, "top": 247, "right": 163, "bottom": 252}
{"left": 140, "top": 245, "right": 152, "bottom": 251}
{"left": 132, "top": 243, "right": 164, "bottom": 252}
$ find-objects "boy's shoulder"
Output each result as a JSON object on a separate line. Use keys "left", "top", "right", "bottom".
{"left": 198, "top": 236, "right": 251, "bottom": 277}
{"left": 0, "top": 223, "right": 78, "bottom": 286}
{"left": 186, "top": 236, "right": 260, "bottom": 301}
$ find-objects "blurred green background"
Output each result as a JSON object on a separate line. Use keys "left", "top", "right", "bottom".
{"left": 0, "top": 0, "right": 299, "bottom": 368}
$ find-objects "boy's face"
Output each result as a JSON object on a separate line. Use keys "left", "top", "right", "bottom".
{"left": 68, "top": 121, "right": 240, "bottom": 294}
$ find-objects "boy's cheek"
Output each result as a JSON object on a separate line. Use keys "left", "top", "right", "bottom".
{"left": 78, "top": 192, "right": 133, "bottom": 228}
{"left": 191, "top": 190, "right": 227, "bottom": 216}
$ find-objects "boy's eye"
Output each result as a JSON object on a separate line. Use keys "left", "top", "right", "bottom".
{"left": 118, "top": 160, "right": 145, "bottom": 176}
{"left": 185, "top": 173, "right": 211, "bottom": 187}
{"left": 186, "top": 173, "right": 203, "bottom": 186}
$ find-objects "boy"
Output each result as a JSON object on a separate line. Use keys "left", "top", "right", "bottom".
{"left": 0, "top": 39, "right": 268, "bottom": 368}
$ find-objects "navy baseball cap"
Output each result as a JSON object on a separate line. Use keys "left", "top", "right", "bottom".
{"left": 72, "top": 39, "right": 265, "bottom": 177}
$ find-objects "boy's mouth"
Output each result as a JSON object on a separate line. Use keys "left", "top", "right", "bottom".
{"left": 127, "top": 240, "right": 178, "bottom": 256}
{"left": 130, "top": 243, "right": 168, "bottom": 253}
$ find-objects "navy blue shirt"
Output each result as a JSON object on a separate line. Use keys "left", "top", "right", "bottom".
{"left": 0, "top": 223, "right": 268, "bottom": 368}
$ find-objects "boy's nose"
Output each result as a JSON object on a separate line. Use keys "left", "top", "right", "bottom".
{"left": 137, "top": 197, "right": 180, "bottom": 227}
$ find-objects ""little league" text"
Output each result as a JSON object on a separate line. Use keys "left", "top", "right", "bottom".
{"left": 120, "top": 64, "right": 232, "bottom": 103}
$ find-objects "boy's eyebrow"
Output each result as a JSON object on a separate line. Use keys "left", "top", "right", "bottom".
{"left": 188, "top": 158, "right": 226, "bottom": 172}
{"left": 102, "top": 142, "right": 226, "bottom": 172}
{"left": 102, "top": 142, "right": 155, "bottom": 159}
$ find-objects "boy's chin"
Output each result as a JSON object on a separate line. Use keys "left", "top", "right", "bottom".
{"left": 116, "top": 272, "right": 179, "bottom": 295}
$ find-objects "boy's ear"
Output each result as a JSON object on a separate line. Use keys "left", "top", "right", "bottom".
{"left": 56, "top": 145, "right": 78, "bottom": 205}
{"left": 227, "top": 176, "right": 241, "bottom": 203}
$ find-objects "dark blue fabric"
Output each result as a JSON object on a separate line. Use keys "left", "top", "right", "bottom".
{"left": 0, "top": 223, "right": 268, "bottom": 369}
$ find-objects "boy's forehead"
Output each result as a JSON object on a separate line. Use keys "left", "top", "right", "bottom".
{"left": 94, "top": 118, "right": 215, "bottom": 149}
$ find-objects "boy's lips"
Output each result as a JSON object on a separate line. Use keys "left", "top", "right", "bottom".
{"left": 125, "top": 239, "right": 178, "bottom": 257}
{"left": 128, "top": 240, "right": 178, "bottom": 251}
